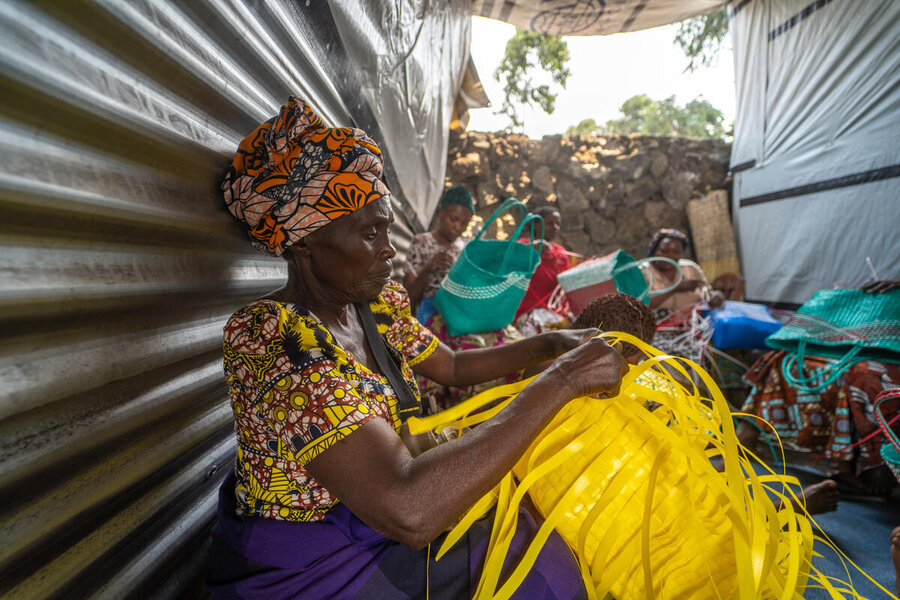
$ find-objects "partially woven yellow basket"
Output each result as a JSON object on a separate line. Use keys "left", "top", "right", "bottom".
{"left": 408, "top": 333, "right": 893, "bottom": 600}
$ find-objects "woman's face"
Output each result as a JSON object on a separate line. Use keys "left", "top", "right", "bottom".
{"left": 542, "top": 211, "right": 561, "bottom": 242}
{"left": 435, "top": 204, "right": 473, "bottom": 244}
{"left": 654, "top": 236, "right": 684, "bottom": 262}
{"left": 304, "top": 196, "right": 397, "bottom": 302}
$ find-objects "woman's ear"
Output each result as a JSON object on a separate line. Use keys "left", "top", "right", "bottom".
{"left": 284, "top": 238, "right": 313, "bottom": 260}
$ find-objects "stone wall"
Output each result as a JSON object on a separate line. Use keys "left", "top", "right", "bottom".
{"left": 444, "top": 130, "right": 732, "bottom": 260}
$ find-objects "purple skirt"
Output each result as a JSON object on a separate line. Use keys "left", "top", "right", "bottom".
{"left": 207, "top": 471, "right": 586, "bottom": 600}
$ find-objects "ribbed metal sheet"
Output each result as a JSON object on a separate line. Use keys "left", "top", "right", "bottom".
{"left": 0, "top": 1, "right": 467, "bottom": 597}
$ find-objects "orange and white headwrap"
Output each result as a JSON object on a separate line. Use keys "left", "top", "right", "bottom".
{"left": 221, "top": 96, "right": 390, "bottom": 256}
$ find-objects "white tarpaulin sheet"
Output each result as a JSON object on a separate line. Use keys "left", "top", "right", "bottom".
{"left": 472, "top": 0, "right": 726, "bottom": 35}
{"left": 730, "top": 0, "right": 900, "bottom": 304}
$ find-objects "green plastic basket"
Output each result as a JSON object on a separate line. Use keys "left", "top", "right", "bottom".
{"left": 555, "top": 251, "right": 681, "bottom": 316}
{"left": 765, "top": 289, "right": 900, "bottom": 393}
{"left": 434, "top": 198, "right": 543, "bottom": 336}
{"left": 766, "top": 288, "right": 900, "bottom": 361}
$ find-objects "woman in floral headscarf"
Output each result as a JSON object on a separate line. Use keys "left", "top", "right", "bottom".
{"left": 207, "top": 97, "right": 627, "bottom": 600}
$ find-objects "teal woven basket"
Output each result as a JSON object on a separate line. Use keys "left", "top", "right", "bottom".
{"left": 767, "top": 289, "right": 900, "bottom": 359}
{"left": 883, "top": 445, "right": 900, "bottom": 484}
{"left": 434, "top": 198, "right": 543, "bottom": 337}
{"left": 766, "top": 289, "right": 900, "bottom": 393}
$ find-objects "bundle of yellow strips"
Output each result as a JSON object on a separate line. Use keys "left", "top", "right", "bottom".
{"left": 407, "top": 333, "right": 893, "bottom": 600}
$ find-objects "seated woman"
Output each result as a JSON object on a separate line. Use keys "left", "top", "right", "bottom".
{"left": 515, "top": 205, "right": 575, "bottom": 336}
{"left": 642, "top": 228, "right": 724, "bottom": 363}
{"left": 738, "top": 281, "right": 900, "bottom": 503}
{"left": 403, "top": 185, "right": 473, "bottom": 324}
{"left": 404, "top": 190, "right": 526, "bottom": 414}
{"left": 208, "top": 97, "right": 627, "bottom": 600}
{"left": 739, "top": 352, "right": 897, "bottom": 506}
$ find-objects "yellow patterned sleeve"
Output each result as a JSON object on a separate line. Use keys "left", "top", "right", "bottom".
{"left": 371, "top": 282, "right": 439, "bottom": 367}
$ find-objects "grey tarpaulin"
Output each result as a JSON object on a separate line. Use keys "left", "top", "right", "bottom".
{"left": 730, "top": 0, "right": 900, "bottom": 304}
{"left": 472, "top": 0, "right": 726, "bottom": 35}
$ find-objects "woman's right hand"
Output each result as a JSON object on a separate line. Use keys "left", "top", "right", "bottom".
{"left": 861, "top": 279, "right": 900, "bottom": 294}
{"left": 428, "top": 250, "right": 455, "bottom": 272}
{"left": 676, "top": 277, "right": 705, "bottom": 292}
{"left": 542, "top": 336, "right": 629, "bottom": 400}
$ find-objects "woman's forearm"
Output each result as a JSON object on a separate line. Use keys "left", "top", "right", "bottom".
{"left": 311, "top": 370, "right": 575, "bottom": 549}
{"left": 396, "top": 372, "right": 572, "bottom": 545}
{"left": 447, "top": 334, "right": 555, "bottom": 385}
{"left": 414, "top": 330, "right": 592, "bottom": 388}
{"left": 307, "top": 336, "right": 625, "bottom": 549}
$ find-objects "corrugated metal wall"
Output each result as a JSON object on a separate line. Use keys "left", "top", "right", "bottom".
{"left": 0, "top": 1, "right": 468, "bottom": 598}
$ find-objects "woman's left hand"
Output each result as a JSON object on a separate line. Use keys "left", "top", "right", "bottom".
{"left": 543, "top": 328, "right": 600, "bottom": 358}
{"left": 707, "top": 290, "right": 726, "bottom": 309}
{"left": 531, "top": 240, "right": 553, "bottom": 255}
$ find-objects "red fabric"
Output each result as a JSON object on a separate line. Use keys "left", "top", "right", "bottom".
{"left": 516, "top": 241, "right": 570, "bottom": 319}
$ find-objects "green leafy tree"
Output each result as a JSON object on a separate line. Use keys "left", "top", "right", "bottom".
{"left": 494, "top": 29, "right": 570, "bottom": 130}
{"left": 674, "top": 9, "right": 729, "bottom": 72}
{"left": 603, "top": 94, "right": 726, "bottom": 138}
{"left": 680, "top": 98, "right": 728, "bottom": 138}
{"left": 565, "top": 118, "right": 599, "bottom": 137}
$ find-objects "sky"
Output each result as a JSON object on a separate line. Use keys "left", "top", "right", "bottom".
{"left": 466, "top": 16, "right": 736, "bottom": 138}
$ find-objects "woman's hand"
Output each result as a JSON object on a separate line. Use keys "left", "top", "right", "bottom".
{"left": 541, "top": 327, "right": 599, "bottom": 358}
{"left": 532, "top": 239, "right": 553, "bottom": 255}
{"left": 428, "top": 250, "right": 455, "bottom": 273}
{"left": 861, "top": 279, "right": 900, "bottom": 294}
{"left": 676, "top": 277, "right": 706, "bottom": 292}
{"left": 707, "top": 289, "right": 726, "bottom": 309}
{"left": 541, "top": 336, "right": 629, "bottom": 400}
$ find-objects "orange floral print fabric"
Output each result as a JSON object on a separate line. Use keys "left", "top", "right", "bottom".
{"left": 221, "top": 96, "right": 389, "bottom": 256}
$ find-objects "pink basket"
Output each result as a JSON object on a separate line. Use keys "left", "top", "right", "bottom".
{"left": 562, "top": 280, "right": 619, "bottom": 316}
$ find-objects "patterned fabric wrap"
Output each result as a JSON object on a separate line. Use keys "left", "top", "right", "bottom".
{"left": 221, "top": 96, "right": 389, "bottom": 256}
{"left": 438, "top": 184, "right": 475, "bottom": 213}
{"left": 222, "top": 282, "right": 438, "bottom": 523}
{"left": 207, "top": 470, "right": 586, "bottom": 600}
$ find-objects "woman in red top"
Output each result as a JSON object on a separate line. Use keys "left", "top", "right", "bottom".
{"left": 515, "top": 205, "right": 573, "bottom": 335}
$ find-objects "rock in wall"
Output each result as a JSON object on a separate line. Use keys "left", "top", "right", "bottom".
{"left": 444, "top": 130, "right": 731, "bottom": 260}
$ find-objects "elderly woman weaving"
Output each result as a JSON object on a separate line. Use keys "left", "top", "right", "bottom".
{"left": 207, "top": 97, "right": 627, "bottom": 600}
